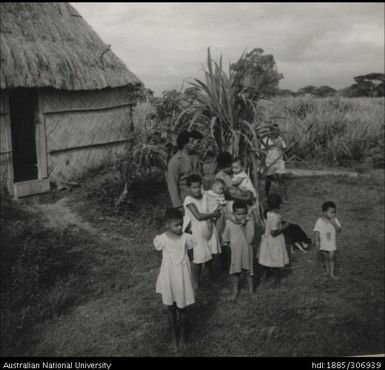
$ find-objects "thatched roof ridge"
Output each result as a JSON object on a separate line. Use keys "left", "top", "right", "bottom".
{"left": 0, "top": 3, "right": 142, "bottom": 90}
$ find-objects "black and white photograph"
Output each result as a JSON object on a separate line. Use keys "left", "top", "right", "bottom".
{"left": 0, "top": 2, "right": 384, "bottom": 360}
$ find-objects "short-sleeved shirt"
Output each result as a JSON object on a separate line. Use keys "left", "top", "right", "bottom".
{"left": 154, "top": 232, "right": 195, "bottom": 264}
{"left": 167, "top": 151, "right": 202, "bottom": 208}
{"left": 313, "top": 217, "right": 341, "bottom": 251}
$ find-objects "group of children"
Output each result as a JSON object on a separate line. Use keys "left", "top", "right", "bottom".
{"left": 154, "top": 157, "right": 342, "bottom": 350}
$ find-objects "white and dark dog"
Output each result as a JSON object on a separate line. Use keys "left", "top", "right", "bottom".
{"left": 282, "top": 222, "right": 311, "bottom": 254}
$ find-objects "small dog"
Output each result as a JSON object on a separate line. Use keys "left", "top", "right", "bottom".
{"left": 282, "top": 222, "right": 311, "bottom": 254}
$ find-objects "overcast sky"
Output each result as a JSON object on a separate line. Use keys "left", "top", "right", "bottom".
{"left": 72, "top": 2, "right": 384, "bottom": 96}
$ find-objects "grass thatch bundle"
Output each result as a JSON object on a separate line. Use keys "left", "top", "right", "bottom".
{"left": 0, "top": 3, "right": 141, "bottom": 90}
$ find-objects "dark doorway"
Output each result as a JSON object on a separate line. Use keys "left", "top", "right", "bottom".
{"left": 10, "top": 89, "right": 38, "bottom": 182}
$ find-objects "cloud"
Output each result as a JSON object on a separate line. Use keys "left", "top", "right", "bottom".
{"left": 72, "top": 2, "right": 384, "bottom": 94}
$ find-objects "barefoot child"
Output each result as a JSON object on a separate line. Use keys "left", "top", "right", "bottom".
{"left": 222, "top": 201, "right": 255, "bottom": 300}
{"left": 313, "top": 201, "right": 342, "bottom": 280}
{"left": 258, "top": 194, "right": 289, "bottom": 288}
{"left": 183, "top": 174, "right": 221, "bottom": 286}
{"left": 154, "top": 208, "right": 196, "bottom": 349}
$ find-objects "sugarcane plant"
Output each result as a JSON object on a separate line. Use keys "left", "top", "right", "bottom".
{"left": 175, "top": 48, "right": 276, "bottom": 224}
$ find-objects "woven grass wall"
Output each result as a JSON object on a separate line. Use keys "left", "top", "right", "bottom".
{"left": 0, "top": 113, "right": 10, "bottom": 189}
{"left": 0, "top": 92, "right": 11, "bottom": 191}
{"left": 42, "top": 87, "right": 135, "bottom": 183}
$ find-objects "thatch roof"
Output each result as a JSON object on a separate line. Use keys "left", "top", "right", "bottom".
{"left": 0, "top": 3, "right": 142, "bottom": 91}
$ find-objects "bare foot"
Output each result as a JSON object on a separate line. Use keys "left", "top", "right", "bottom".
{"left": 323, "top": 270, "right": 330, "bottom": 275}
{"left": 330, "top": 274, "right": 338, "bottom": 280}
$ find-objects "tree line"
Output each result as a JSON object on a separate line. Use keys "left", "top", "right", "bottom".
{"left": 277, "top": 73, "right": 385, "bottom": 98}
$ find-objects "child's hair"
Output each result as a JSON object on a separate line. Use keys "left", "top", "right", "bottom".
{"left": 164, "top": 207, "right": 183, "bottom": 223}
{"left": 186, "top": 174, "right": 202, "bottom": 187}
{"left": 322, "top": 201, "right": 336, "bottom": 212}
{"left": 212, "top": 178, "right": 225, "bottom": 188}
{"left": 216, "top": 152, "right": 233, "bottom": 169}
{"left": 267, "top": 193, "right": 282, "bottom": 209}
{"left": 233, "top": 200, "right": 247, "bottom": 212}
{"left": 232, "top": 157, "right": 243, "bottom": 166}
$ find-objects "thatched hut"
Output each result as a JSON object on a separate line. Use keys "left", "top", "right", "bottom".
{"left": 0, "top": 3, "right": 142, "bottom": 197}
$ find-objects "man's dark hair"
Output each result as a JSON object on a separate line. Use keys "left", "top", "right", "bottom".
{"left": 176, "top": 130, "right": 190, "bottom": 150}
{"left": 217, "top": 152, "right": 233, "bottom": 169}
{"left": 164, "top": 207, "right": 183, "bottom": 222}
{"left": 233, "top": 200, "right": 247, "bottom": 212}
{"left": 322, "top": 201, "right": 336, "bottom": 212}
{"left": 176, "top": 130, "right": 203, "bottom": 150}
{"left": 186, "top": 174, "right": 202, "bottom": 187}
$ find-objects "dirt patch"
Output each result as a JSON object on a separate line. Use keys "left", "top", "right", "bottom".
{"left": 32, "top": 197, "right": 97, "bottom": 233}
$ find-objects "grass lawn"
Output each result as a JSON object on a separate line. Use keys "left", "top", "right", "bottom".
{"left": 30, "top": 171, "right": 384, "bottom": 357}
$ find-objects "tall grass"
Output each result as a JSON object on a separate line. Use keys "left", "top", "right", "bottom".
{"left": 262, "top": 96, "right": 384, "bottom": 168}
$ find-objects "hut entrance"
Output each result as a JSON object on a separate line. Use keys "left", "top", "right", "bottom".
{"left": 10, "top": 89, "right": 38, "bottom": 182}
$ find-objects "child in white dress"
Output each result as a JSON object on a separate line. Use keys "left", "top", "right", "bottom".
{"left": 154, "top": 208, "right": 196, "bottom": 349}
{"left": 258, "top": 193, "right": 289, "bottom": 288}
{"left": 313, "top": 201, "right": 342, "bottom": 280}
{"left": 183, "top": 174, "right": 221, "bottom": 286}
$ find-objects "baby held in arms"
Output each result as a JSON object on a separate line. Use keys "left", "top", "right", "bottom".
{"left": 230, "top": 158, "right": 257, "bottom": 200}
{"left": 206, "top": 178, "right": 227, "bottom": 212}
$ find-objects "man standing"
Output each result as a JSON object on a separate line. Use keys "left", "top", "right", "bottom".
{"left": 167, "top": 130, "right": 204, "bottom": 210}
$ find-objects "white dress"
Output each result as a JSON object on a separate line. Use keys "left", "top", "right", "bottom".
{"left": 183, "top": 194, "right": 221, "bottom": 264}
{"left": 154, "top": 232, "right": 196, "bottom": 309}
{"left": 258, "top": 211, "right": 289, "bottom": 267}
{"left": 313, "top": 217, "right": 341, "bottom": 251}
